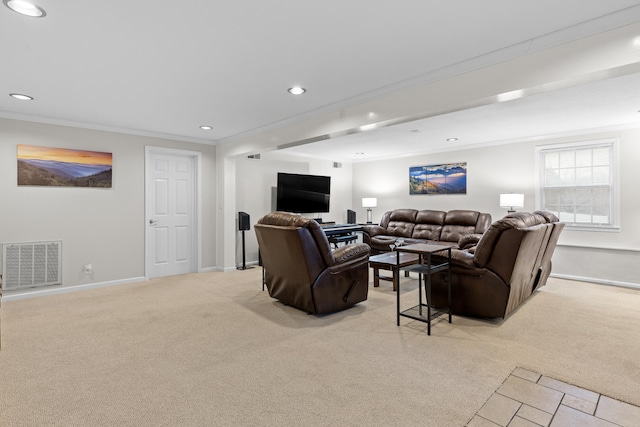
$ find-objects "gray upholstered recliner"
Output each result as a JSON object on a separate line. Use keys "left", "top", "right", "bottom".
{"left": 429, "top": 211, "right": 564, "bottom": 319}
{"left": 254, "top": 212, "right": 370, "bottom": 314}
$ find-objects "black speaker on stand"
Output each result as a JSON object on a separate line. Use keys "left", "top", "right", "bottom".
{"left": 347, "top": 209, "right": 356, "bottom": 224}
{"left": 238, "top": 212, "right": 253, "bottom": 270}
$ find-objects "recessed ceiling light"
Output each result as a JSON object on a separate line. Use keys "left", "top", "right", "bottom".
{"left": 446, "top": 137, "right": 458, "bottom": 142}
{"left": 3, "top": 0, "right": 46, "bottom": 17}
{"left": 199, "top": 125, "right": 213, "bottom": 130}
{"left": 288, "top": 86, "right": 306, "bottom": 95}
{"left": 9, "top": 93, "right": 33, "bottom": 100}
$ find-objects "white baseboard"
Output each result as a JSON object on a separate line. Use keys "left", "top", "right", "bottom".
{"left": 1, "top": 264, "right": 259, "bottom": 301}
{"left": 234, "top": 260, "right": 260, "bottom": 270}
{"left": 551, "top": 273, "right": 640, "bottom": 290}
{"left": 2, "top": 276, "right": 146, "bottom": 301}
{"left": 220, "top": 261, "right": 260, "bottom": 272}
{"left": 2, "top": 271, "right": 634, "bottom": 302}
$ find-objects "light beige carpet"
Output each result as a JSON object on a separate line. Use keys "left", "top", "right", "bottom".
{"left": 0, "top": 270, "right": 639, "bottom": 426}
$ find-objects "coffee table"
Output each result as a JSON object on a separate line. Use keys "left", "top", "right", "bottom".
{"left": 369, "top": 252, "right": 419, "bottom": 291}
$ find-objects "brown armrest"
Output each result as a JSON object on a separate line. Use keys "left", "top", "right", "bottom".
{"left": 449, "top": 249, "right": 476, "bottom": 267}
{"left": 332, "top": 243, "right": 370, "bottom": 265}
{"left": 449, "top": 249, "right": 487, "bottom": 276}
{"left": 432, "top": 246, "right": 475, "bottom": 265}
{"left": 458, "top": 233, "right": 483, "bottom": 250}
{"left": 362, "top": 225, "right": 386, "bottom": 237}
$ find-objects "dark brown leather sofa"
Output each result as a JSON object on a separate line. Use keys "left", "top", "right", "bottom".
{"left": 429, "top": 211, "right": 565, "bottom": 319}
{"left": 255, "top": 212, "right": 370, "bottom": 314}
{"left": 363, "top": 209, "right": 492, "bottom": 253}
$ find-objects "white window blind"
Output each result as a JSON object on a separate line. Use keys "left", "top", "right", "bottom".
{"left": 537, "top": 140, "right": 618, "bottom": 229}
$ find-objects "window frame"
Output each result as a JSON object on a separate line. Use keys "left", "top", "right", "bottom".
{"left": 535, "top": 139, "right": 620, "bottom": 232}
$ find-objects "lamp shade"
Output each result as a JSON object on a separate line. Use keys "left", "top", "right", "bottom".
{"left": 499, "top": 193, "right": 524, "bottom": 208}
{"left": 362, "top": 197, "right": 377, "bottom": 208}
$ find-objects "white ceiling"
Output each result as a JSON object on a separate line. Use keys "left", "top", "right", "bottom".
{"left": 2, "top": 1, "right": 640, "bottom": 159}
{"left": 282, "top": 71, "right": 640, "bottom": 161}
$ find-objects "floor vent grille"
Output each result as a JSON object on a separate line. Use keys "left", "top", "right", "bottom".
{"left": 2, "top": 241, "right": 62, "bottom": 291}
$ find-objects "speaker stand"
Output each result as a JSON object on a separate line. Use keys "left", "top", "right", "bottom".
{"left": 238, "top": 229, "right": 254, "bottom": 270}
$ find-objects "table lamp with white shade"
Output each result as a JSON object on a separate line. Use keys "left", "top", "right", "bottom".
{"left": 499, "top": 193, "right": 524, "bottom": 214}
{"left": 362, "top": 197, "right": 377, "bottom": 224}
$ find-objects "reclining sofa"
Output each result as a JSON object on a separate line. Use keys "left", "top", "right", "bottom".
{"left": 429, "top": 211, "right": 564, "bottom": 319}
{"left": 363, "top": 209, "right": 492, "bottom": 253}
{"left": 254, "top": 211, "right": 371, "bottom": 314}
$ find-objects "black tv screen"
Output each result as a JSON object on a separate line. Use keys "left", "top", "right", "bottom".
{"left": 276, "top": 172, "right": 331, "bottom": 213}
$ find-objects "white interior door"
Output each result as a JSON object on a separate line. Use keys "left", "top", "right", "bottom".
{"left": 145, "top": 148, "right": 198, "bottom": 279}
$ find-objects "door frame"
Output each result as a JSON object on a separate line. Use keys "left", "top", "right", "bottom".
{"left": 144, "top": 146, "right": 202, "bottom": 279}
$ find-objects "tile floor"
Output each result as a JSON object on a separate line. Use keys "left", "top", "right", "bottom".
{"left": 467, "top": 367, "right": 640, "bottom": 426}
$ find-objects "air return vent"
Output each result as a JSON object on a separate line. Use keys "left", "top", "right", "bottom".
{"left": 2, "top": 241, "right": 62, "bottom": 291}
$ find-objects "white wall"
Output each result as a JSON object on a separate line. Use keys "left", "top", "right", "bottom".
{"left": 4, "top": 117, "right": 638, "bottom": 291}
{"left": 235, "top": 153, "right": 353, "bottom": 267}
{"left": 352, "top": 143, "right": 532, "bottom": 223}
{"left": 352, "top": 128, "right": 640, "bottom": 287}
{"left": 0, "top": 118, "right": 217, "bottom": 290}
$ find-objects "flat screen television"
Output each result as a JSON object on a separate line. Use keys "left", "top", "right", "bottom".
{"left": 276, "top": 172, "right": 331, "bottom": 213}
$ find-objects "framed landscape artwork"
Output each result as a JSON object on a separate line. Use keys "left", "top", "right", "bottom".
{"left": 17, "top": 144, "right": 113, "bottom": 188}
{"left": 409, "top": 162, "right": 467, "bottom": 195}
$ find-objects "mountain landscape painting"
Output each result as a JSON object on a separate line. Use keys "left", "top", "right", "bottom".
{"left": 410, "top": 162, "right": 467, "bottom": 194}
{"left": 18, "top": 145, "right": 112, "bottom": 188}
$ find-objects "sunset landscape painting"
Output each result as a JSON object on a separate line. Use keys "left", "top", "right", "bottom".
{"left": 18, "top": 145, "right": 112, "bottom": 187}
{"left": 409, "top": 162, "right": 467, "bottom": 194}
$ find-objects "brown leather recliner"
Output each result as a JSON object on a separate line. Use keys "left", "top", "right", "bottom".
{"left": 255, "top": 212, "right": 370, "bottom": 314}
{"left": 429, "top": 211, "right": 565, "bottom": 319}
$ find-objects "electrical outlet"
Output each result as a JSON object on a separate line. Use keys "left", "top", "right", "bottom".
{"left": 84, "top": 264, "right": 92, "bottom": 274}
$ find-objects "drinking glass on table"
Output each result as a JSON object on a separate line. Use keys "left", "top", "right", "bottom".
{"left": 395, "top": 238, "right": 405, "bottom": 248}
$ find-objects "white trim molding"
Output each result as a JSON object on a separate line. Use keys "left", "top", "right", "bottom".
{"left": 1, "top": 276, "right": 146, "bottom": 302}
{"left": 551, "top": 273, "right": 640, "bottom": 290}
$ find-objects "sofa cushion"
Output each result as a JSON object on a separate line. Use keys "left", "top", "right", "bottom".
{"left": 445, "top": 210, "right": 480, "bottom": 226}
{"left": 388, "top": 209, "right": 418, "bottom": 222}
{"left": 412, "top": 225, "right": 442, "bottom": 240}
{"left": 377, "top": 209, "right": 416, "bottom": 237}
{"left": 416, "top": 210, "right": 446, "bottom": 224}
{"left": 412, "top": 210, "right": 446, "bottom": 240}
{"left": 440, "top": 210, "right": 482, "bottom": 243}
{"left": 441, "top": 225, "right": 479, "bottom": 243}
{"left": 386, "top": 221, "right": 415, "bottom": 238}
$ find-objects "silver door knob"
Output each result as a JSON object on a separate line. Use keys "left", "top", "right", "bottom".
{"left": 149, "top": 219, "right": 158, "bottom": 225}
